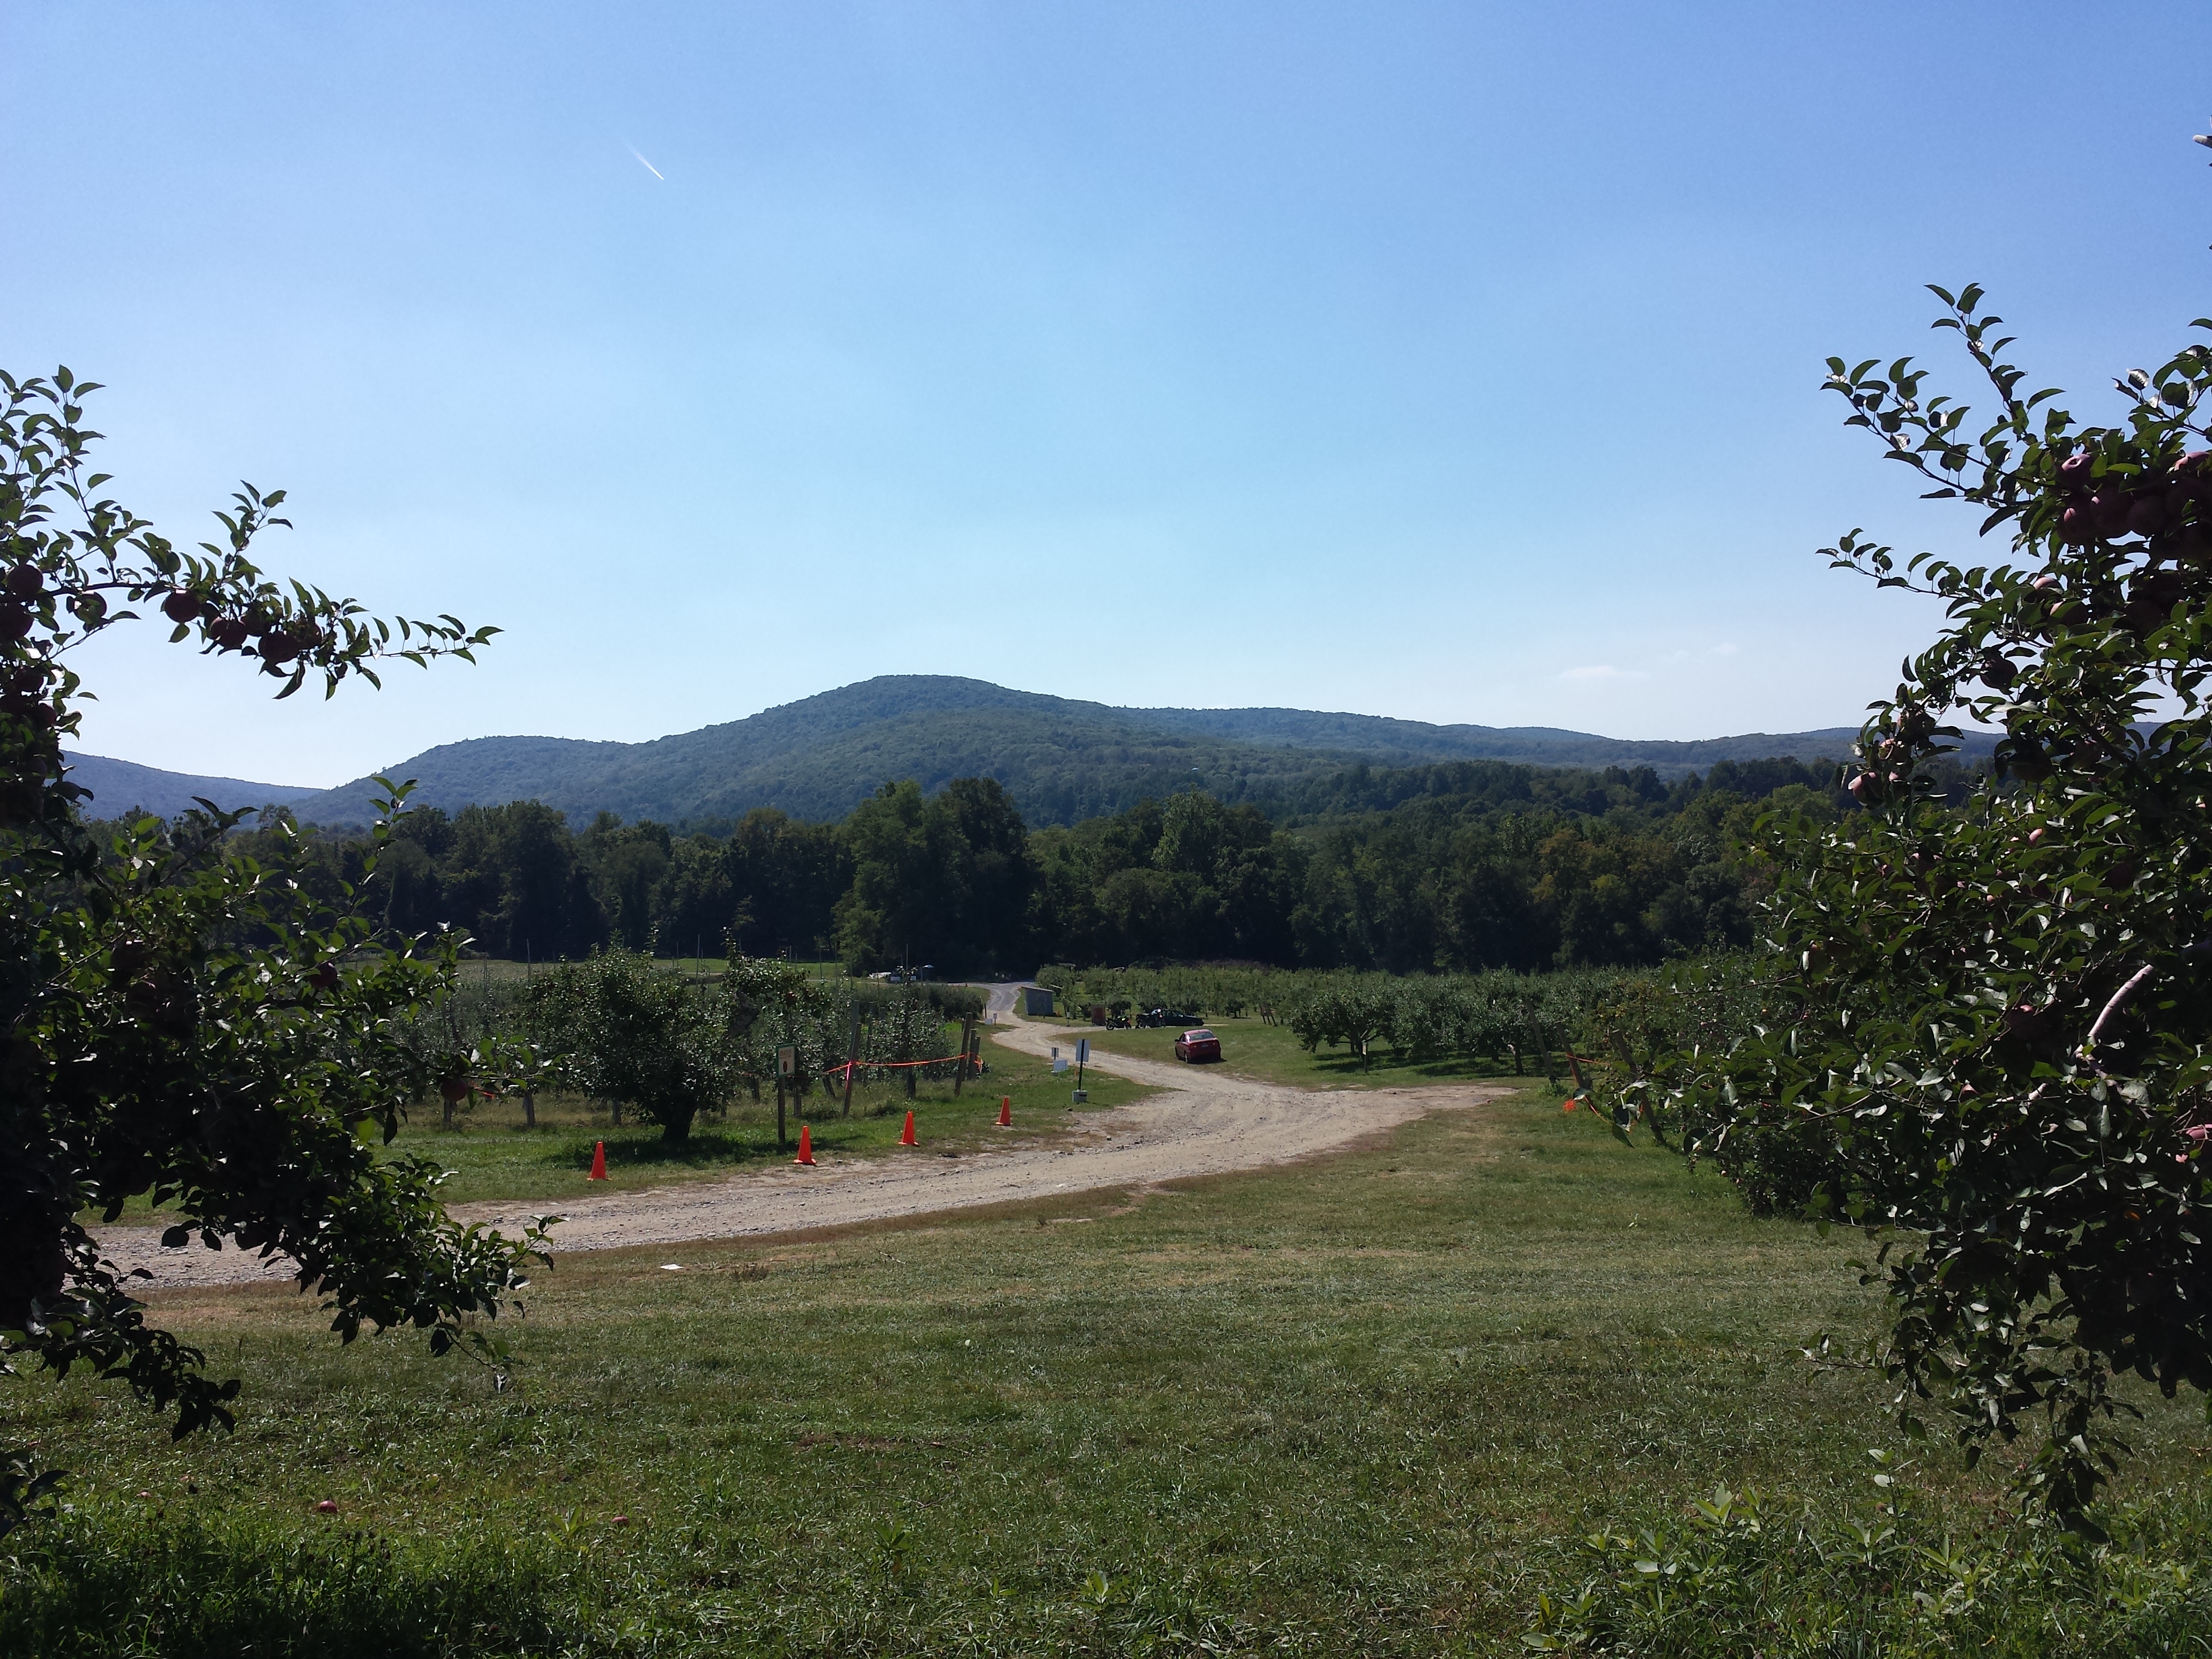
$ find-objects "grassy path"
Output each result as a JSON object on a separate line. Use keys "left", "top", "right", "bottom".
{"left": 95, "top": 1015, "right": 1508, "bottom": 1289}
{"left": 18, "top": 1072, "right": 2211, "bottom": 1654}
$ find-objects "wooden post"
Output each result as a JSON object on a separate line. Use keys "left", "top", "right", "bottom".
{"left": 522, "top": 1090, "right": 536, "bottom": 1129}
{"left": 842, "top": 1000, "right": 862, "bottom": 1117}
{"left": 775, "top": 1078, "right": 786, "bottom": 1148}
{"left": 953, "top": 1017, "right": 975, "bottom": 1096}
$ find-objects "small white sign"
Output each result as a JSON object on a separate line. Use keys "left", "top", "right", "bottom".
{"left": 1052, "top": 1058, "right": 1068, "bottom": 1074}
{"left": 777, "top": 1045, "right": 797, "bottom": 1077}
{"left": 1075, "top": 1038, "right": 1090, "bottom": 1065}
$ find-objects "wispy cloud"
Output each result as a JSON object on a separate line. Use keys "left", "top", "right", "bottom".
{"left": 1558, "top": 664, "right": 1649, "bottom": 682}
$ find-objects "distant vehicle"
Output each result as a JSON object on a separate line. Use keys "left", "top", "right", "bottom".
{"left": 867, "top": 965, "right": 936, "bottom": 984}
{"left": 1135, "top": 1005, "right": 1195, "bottom": 1029}
{"left": 1174, "top": 1028, "right": 1221, "bottom": 1064}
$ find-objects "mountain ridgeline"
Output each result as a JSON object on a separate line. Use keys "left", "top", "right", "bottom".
{"left": 80, "top": 675, "right": 1984, "bottom": 831}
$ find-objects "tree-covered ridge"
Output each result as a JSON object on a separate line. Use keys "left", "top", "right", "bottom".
{"left": 253, "top": 672, "right": 1937, "bottom": 831}
{"left": 224, "top": 752, "right": 1870, "bottom": 978}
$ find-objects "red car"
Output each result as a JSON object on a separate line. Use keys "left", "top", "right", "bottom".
{"left": 1174, "top": 1028, "right": 1221, "bottom": 1063}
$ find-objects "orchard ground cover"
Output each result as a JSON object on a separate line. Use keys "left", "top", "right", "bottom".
{"left": 1026, "top": 1011, "right": 1525, "bottom": 1091}
{"left": 14, "top": 1081, "right": 2212, "bottom": 1656}
{"left": 413, "top": 1051, "right": 1154, "bottom": 1206}
{"left": 83, "top": 1044, "right": 1151, "bottom": 1224}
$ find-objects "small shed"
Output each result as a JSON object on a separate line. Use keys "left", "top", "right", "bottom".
{"left": 1021, "top": 986, "right": 1056, "bottom": 1017}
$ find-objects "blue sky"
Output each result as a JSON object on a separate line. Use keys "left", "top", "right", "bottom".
{"left": 5, "top": 2, "right": 2208, "bottom": 787}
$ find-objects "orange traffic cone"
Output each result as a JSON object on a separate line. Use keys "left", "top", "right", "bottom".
{"left": 587, "top": 1140, "right": 608, "bottom": 1180}
{"left": 996, "top": 1096, "right": 1011, "bottom": 1127}
{"left": 899, "top": 1109, "right": 917, "bottom": 1146}
{"left": 794, "top": 1124, "right": 816, "bottom": 1166}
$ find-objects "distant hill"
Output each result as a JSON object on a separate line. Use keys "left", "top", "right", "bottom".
{"left": 257, "top": 675, "right": 1966, "bottom": 830}
{"left": 63, "top": 751, "right": 316, "bottom": 820}
{"left": 1134, "top": 705, "right": 1887, "bottom": 771}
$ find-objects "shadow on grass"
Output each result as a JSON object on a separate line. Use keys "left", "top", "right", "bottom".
{"left": 542, "top": 1127, "right": 789, "bottom": 1174}
{"left": 1302, "top": 1051, "right": 1544, "bottom": 1083}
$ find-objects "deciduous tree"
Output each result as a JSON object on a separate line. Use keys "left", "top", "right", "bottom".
{"left": 0, "top": 370, "right": 546, "bottom": 1536}
{"left": 1625, "top": 276, "right": 2212, "bottom": 1525}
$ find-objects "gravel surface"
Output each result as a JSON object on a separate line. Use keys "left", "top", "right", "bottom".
{"left": 94, "top": 983, "right": 1511, "bottom": 1290}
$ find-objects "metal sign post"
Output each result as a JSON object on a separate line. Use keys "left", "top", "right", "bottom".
{"left": 1073, "top": 1036, "right": 1089, "bottom": 1103}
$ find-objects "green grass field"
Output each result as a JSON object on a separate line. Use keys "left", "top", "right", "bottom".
{"left": 1028, "top": 1012, "right": 1545, "bottom": 1091}
{"left": 414, "top": 1045, "right": 1153, "bottom": 1206}
{"left": 17, "top": 1077, "right": 2212, "bottom": 1655}
{"left": 86, "top": 1037, "right": 1148, "bottom": 1220}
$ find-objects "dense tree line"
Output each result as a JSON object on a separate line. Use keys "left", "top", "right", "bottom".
{"left": 215, "top": 756, "right": 1874, "bottom": 976}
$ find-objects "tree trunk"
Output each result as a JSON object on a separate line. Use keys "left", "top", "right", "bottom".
{"left": 0, "top": 1194, "right": 69, "bottom": 1333}
{"left": 522, "top": 1090, "right": 536, "bottom": 1127}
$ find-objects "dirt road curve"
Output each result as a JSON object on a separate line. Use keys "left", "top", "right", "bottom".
{"left": 95, "top": 984, "right": 1511, "bottom": 1290}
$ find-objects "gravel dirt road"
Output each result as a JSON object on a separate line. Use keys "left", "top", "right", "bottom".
{"left": 94, "top": 983, "right": 1512, "bottom": 1291}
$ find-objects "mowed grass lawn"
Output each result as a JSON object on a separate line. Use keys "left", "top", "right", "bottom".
{"left": 1033, "top": 1012, "right": 1544, "bottom": 1090}
{"left": 15, "top": 1083, "right": 2211, "bottom": 1655}
{"left": 86, "top": 1025, "right": 1133, "bottom": 1220}
{"left": 387, "top": 1037, "right": 1150, "bottom": 1207}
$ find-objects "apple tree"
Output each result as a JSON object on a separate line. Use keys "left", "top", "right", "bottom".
{"left": 0, "top": 369, "right": 550, "bottom": 1535}
{"left": 523, "top": 948, "right": 737, "bottom": 1142}
{"left": 1609, "top": 276, "right": 2212, "bottom": 1526}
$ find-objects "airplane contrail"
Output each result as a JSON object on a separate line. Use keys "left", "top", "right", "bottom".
{"left": 630, "top": 147, "right": 665, "bottom": 181}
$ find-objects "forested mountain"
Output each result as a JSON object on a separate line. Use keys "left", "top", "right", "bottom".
{"left": 59, "top": 750, "right": 317, "bottom": 819}
{"left": 121, "top": 674, "right": 1975, "bottom": 829}
{"left": 229, "top": 754, "right": 1872, "bottom": 978}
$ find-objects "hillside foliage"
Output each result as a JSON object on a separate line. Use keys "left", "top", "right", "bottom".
{"left": 1601, "top": 287, "right": 2212, "bottom": 1525}
{"left": 219, "top": 756, "right": 1879, "bottom": 979}
{"left": 255, "top": 672, "right": 1922, "bottom": 832}
{"left": 0, "top": 369, "right": 540, "bottom": 1537}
